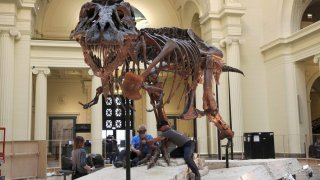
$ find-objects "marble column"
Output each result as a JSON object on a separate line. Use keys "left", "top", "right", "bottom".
{"left": 221, "top": 38, "right": 243, "bottom": 152}
{"left": 284, "top": 62, "right": 300, "bottom": 153}
{"left": 0, "top": 29, "right": 20, "bottom": 140}
{"left": 32, "top": 67, "right": 50, "bottom": 140}
{"left": 145, "top": 95, "right": 157, "bottom": 137}
{"left": 195, "top": 87, "right": 209, "bottom": 155}
{"left": 307, "top": 99, "right": 312, "bottom": 149}
{"left": 88, "top": 70, "right": 102, "bottom": 154}
{"left": 14, "top": 32, "right": 32, "bottom": 140}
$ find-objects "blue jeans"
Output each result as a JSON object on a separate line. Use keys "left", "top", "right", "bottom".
{"left": 183, "top": 140, "right": 200, "bottom": 177}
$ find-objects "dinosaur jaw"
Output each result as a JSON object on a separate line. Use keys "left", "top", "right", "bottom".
{"left": 90, "top": 44, "right": 120, "bottom": 68}
{"left": 81, "top": 42, "right": 144, "bottom": 101}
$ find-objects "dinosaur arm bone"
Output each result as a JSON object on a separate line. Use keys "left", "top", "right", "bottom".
{"left": 79, "top": 86, "right": 103, "bottom": 109}
{"left": 147, "top": 136, "right": 166, "bottom": 145}
{"left": 143, "top": 84, "right": 164, "bottom": 112}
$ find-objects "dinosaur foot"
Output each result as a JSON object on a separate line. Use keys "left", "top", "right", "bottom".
{"left": 121, "top": 72, "right": 143, "bottom": 100}
{"left": 137, "top": 154, "right": 152, "bottom": 165}
{"left": 147, "top": 148, "right": 160, "bottom": 169}
{"left": 209, "top": 114, "right": 234, "bottom": 139}
{"left": 163, "top": 152, "right": 170, "bottom": 166}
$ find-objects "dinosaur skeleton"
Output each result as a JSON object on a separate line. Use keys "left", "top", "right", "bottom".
{"left": 71, "top": 0, "right": 243, "bottom": 167}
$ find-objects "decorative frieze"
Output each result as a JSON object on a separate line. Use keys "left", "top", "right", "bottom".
{"left": 0, "top": 28, "right": 21, "bottom": 39}
{"left": 314, "top": 54, "right": 320, "bottom": 72}
{"left": 32, "top": 67, "right": 50, "bottom": 75}
{"left": 313, "top": 54, "right": 320, "bottom": 64}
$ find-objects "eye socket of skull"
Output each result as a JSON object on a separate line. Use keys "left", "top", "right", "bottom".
{"left": 79, "top": 3, "right": 96, "bottom": 18}
{"left": 86, "top": 6, "right": 97, "bottom": 19}
{"left": 116, "top": 9, "right": 124, "bottom": 19}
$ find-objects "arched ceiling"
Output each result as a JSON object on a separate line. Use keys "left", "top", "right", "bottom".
{"left": 182, "top": 1, "right": 200, "bottom": 28}
{"left": 35, "top": 0, "right": 88, "bottom": 39}
{"left": 34, "top": 0, "right": 198, "bottom": 40}
{"left": 301, "top": 0, "right": 320, "bottom": 29}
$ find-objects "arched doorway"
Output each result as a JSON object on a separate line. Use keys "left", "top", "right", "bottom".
{"left": 309, "top": 75, "right": 320, "bottom": 158}
{"left": 300, "top": 0, "right": 320, "bottom": 29}
{"left": 310, "top": 76, "right": 320, "bottom": 134}
{"left": 298, "top": 0, "right": 320, "bottom": 144}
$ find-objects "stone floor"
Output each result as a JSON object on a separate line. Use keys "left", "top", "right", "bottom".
{"left": 295, "top": 159, "right": 320, "bottom": 180}
{"left": 35, "top": 158, "right": 320, "bottom": 180}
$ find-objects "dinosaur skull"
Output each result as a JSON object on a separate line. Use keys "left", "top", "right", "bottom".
{"left": 72, "top": 1, "right": 138, "bottom": 46}
{"left": 71, "top": 1, "right": 139, "bottom": 97}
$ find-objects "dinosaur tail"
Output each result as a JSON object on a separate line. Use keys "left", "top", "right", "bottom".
{"left": 222, "top": 65, "right": 244, "bottom": 76}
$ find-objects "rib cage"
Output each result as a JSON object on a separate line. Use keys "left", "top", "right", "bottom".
{"left": 143, "top": 33, "right": 202, "bottom": 74}
{"left": 136, "top": 29, "right": 203, "bottom": 106}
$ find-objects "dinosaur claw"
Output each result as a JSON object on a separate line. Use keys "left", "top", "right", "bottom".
{"left": 79, "top": 101, "right": 89, "bottom": 109}
{"left": 147, "top": 162, "right": 155, "bottom": 169}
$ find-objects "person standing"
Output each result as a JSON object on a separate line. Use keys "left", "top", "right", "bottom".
{"left": 72, "top": 136, "right": 95, "bottom": 179}
{"left": 105, "top": 135, "right": 119, "bottom": 164}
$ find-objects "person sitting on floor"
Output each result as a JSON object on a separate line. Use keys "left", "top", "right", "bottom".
{"left": 71, "top": 136, "right": 95, "bottom": 179}
{"left": 114, "top": 124, "right": 156, "bottom": 168}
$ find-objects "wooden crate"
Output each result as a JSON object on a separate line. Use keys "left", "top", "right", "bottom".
{"left": 0, "top": 141, "right": 47, "bottom": 179}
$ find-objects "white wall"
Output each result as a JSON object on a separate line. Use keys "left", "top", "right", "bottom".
{"left": 47, "top": 78, "right": 91, "bottom": 140}
{"left": 240, "top": 0, "right": 270, "bottom": 132}
{"left": 266, "top": 60, "right": 288, "bottom": 153}
{"left": 128, "top": 0, "right": 180, "bottom": 28}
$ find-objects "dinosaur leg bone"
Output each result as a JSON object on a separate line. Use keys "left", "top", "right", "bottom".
{"left": 203, "top": 56, "right": 234, "bottom": 139}
{"left": 203, "top": 56, "right": 218, "bottom": 112}
{"left": 143, "top": 84, "right": 164, "bottom": 112}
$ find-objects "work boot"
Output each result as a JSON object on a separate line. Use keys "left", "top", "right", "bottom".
{"left": 113, "top": 161, "right": 123, "bottom": 168}
{"left": 122, "top": 160, "right": 132, "bottom": 168}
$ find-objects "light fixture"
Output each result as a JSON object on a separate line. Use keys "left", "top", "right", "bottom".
{"left": 307, "top": 13, "right": 313, "bottom": 19}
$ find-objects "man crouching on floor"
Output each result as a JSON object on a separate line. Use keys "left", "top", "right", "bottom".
{"left": 149, "top": 119, "right": 201, "bottom": 180}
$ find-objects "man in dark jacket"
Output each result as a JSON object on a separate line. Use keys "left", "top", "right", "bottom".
{"left": 150, "top": 120, "right": 201, "bottom": 180}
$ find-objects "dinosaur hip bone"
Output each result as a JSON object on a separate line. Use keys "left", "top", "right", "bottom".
{"left": 122, "top": 72, "right": 143, "bottom": 100}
